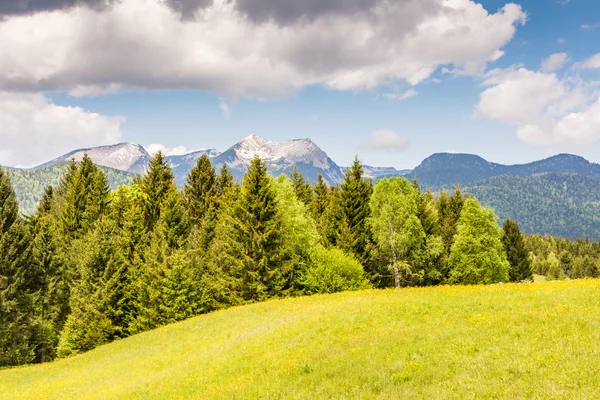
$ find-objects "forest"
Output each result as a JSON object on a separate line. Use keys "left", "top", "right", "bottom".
{"left": 1, "top": 153, "right": 599, "bottom": 368}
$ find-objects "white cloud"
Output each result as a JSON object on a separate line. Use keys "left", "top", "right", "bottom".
{"left": 581, "top": 22, "right": 600, "bottom": 31}
{"left": 581, "top": 53, "right": 600, "bottom": 69}
{"left": 219, "top": 99, "right": 232, "bottom": 119}
{"left": 384, "top": 89, "right": 418, "bottom": 101}
{"left": 541, "top": 53, "right": 569, "bottom": 72}
{"left": 557, "top": 37, "right": 566, "bottom": 44}
{"left": 146, "top": 144, "right": 189, "bottom": 156}
{"left": 476, "top": 63, "right": 600, "bottom": 146}
{"left": 0, "top": 0, "right": 526, "bottom": 99}
{"left": 361, "top": 130, "right": 410, "bottom": 152}
{"left": 0, "top": 92, "right": 123, "bottom": 167}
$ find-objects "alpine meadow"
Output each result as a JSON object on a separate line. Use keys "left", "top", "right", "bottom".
{"left": 2, "top": 0, "right": 600, "bottom": 398}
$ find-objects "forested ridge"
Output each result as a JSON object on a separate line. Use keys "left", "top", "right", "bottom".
{"left": 1, "top": 154, "right": 599, "bottom": 368}
{"left": 7, "top": 164, "right": 135, "bottom": 215}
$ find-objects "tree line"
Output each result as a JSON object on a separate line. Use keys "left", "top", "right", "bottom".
{"left": 1, "top": 154, "right": 597, "bottom": 367}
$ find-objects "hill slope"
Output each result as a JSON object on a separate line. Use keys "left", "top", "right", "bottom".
{"left": 464, "top": 173, "right": 600, "bottom": 240}
{"left": 2, "top": 280, "right": 599, "bottom": 399}
{"left": 8, "top": 164, "right": 136, "bottom": 215}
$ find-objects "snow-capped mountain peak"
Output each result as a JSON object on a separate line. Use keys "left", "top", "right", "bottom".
{"left": 232, "top": 135, "right": 330, "bottom": 169}
{"left": 35, "top": 142, "right": 150, "bottom": 172}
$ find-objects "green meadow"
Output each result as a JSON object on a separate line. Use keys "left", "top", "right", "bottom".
{"left": 2, "top": 279, "right": 600, "bottom": 399}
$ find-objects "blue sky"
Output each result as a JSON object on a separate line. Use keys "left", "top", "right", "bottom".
{"left": 1, "top": 0, "right": 600, "bottom": 168}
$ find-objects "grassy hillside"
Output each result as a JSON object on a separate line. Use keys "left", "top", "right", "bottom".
{"left": 2, "top": 280, "right": 600, "bottom": 399}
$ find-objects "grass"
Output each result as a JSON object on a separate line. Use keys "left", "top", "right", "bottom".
{"left": 2, "top": 280, "right": 600, "bottom": 399}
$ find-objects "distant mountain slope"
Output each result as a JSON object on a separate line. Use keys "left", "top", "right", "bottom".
{"left": 407, "top": 152, "right": 600, "bottom": 189}
{"left": 211, "top": 134, "right": 344, "bottom": 184}
{"left": 9, "top": 164, "right": 135, "bottom": 215}
{"left": 34, "top": 143, "right": 151, "bottom": 174}
{"left": 463, "top": 173, "right": 600, "bottom": 240}
{"left": 167, "top": 149, "right": 221, "bottom": 184}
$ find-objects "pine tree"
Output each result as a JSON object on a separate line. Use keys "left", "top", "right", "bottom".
{"left": 139, "top": 152, "right": 176, "bottom": 231}
{"left": 0, "top": 168, "right": 35, "bottom": 367}
{"left": 448, "top": 198, "right": 510, "bottom": 284}
{"left": 56, "top": 159, "right": 78, "bottom": 197}
{"left": 321, "top": 186, "right": 343, "bottom": 247}
{"left": 502, "top": 219, "right": 533, "bottom": 282}
{"left": 210, "top": 156, "right": 288, "bottom": 302}
{"left": 340, "top": 157, "right": 373, "bottom": 264}
{"left": 184, "top": 155, "right": 218, "bottom": 226}
{"left": 288, "top": 166, "right": 313, "bottom": 206}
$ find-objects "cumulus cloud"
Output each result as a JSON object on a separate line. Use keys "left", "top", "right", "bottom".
{"left": 581, "top": 53, "right": 600, "bottom": 69}
{"left": 0, "top": 0, "right": 526, "bottom": 99}
{"left": 146, "top": 143, "right": 189, "bottom": 156}
{"left": 384, "top": 89, "right": 417, "bottom": 100}
{"left": 0, "top": 92, "right": 123, "bottom": 167}
{"left": 0, "top": 0, "right": 115, "bottom": 17}
{"left": 476, "top": 63, "right": 600, "bottom": 146}
{"left": 361, "top": 130, "right": 410, "bottom": 152}
{"left": 541, "top": 53, "right": 569, "bottom": 72}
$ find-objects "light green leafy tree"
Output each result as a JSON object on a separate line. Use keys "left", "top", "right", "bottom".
{"left": 448, "top": 198, "right": 509, "bottom": 284}
{"left": 369, "top": 177, "right": 425, "bottom": 288}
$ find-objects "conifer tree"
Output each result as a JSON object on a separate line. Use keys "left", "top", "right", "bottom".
{"left": 310, "top": 174, "right": 329, "bottom": 223}
{"left": 0, "top": 168, "right": 35, "bottom": 367}
{"left": 139, "top": 152, "right": 176, "bottom": 231}
{"left": 57, "top": 219, "right": 128, "bottom": 357}
{"left": 321, "top": 186, "right": 343, "bottom": 247}
{"left": 502, "top": 219, "right": 533, "bottom": 282}
{"left": 30, "top": 215, "right": 68, "bottom": 362}
{"left": 288, "top": 166, "right": 313, "bottom": 206}
{"left": 210, "top": 156, "right": 287, "bottom": 302}
{"left": 448, "top": 198, "right": 509, "bottom": 284}
{"left": 217, "top": 163, "right": 235, "bottom": 199}
{"left": 56, "top": 159, "right": 78, "bottom": 197}
{"left": 60, "top": 155, "right": 110, "bottom": 240}
{"left": 340, "top": 157, "right": 373, "bottom": 264}
{"left": 184, "top": 155, "right": 217, "bottom": 226}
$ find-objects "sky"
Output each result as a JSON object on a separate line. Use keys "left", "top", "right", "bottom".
{"left": 0, "top": 0, "right": 599, "bottom": 169}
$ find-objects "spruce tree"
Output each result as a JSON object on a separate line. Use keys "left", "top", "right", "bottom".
{"left": 321, "top": 186, "right": 343, "bottom": 247}
{"left": 448, "top": 198, "right": 509, "bottom": 284}
{"left": 0, "top": 168, "right": 35, "bottom": 367}
{"left": 310, "top": 174, "right": 329, "bottom": 223}
{"left": 288, "top": 166, "right": 313, "bottom": 206}
{"left": 139, "top": 152, "right": 176, "bottom": 231}
{"left": 184, "top": 155, "right": 218, "bottom": 226}
{"left": 217, "top": 163, "right": 235, "bottom": 199}
{"left": 210, "top": 156, "right": 287, "bottom": 302}
{"left": 57, "top": 219, "right": 128, "bottom": 357}
{"left": 340, "top": 157, "right": 373, "bottom": 264}
{"left": 502, "top": 219, "right": 533, "bottom": 282}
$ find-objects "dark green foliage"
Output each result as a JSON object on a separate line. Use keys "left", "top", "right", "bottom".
{"left": 9, "top": 162, "right": 134, "bottom": 216}
{"left": 289, "top": 166, "right": 313, "bottom": 206}
{"left": 310, "top": 174, "right": 329, "bottom": 222}
{"left": 57, "top": 219, "right": 129, "bottom": 357}
{"left": 340, "top": 157, "right": 373, "bottom": 264}
{"left": 0, "top": 168, "right": 35, "bottom": 367}
{"left": 139, "top": 152, "right": 176, "bottom": 231}
{"left": 502, "top": 220, "right": 533, "bottom": 282}
{"left": 464, "top": 174, "right": 600, "bottom": 240}
{"left": 184, "top": 155, "right": 217, "bottom": 226}
{"left": 210, "top": 157, "right": 288, "bottom": 302}
{"left": 59, "top": 155, "right": 111, "bottom": 240}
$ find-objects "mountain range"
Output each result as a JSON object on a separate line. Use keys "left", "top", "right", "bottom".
{"left": 4, "top": 134, "right": 600, "bottom": 239}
